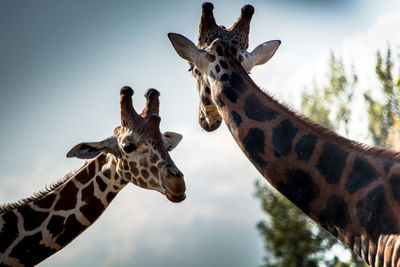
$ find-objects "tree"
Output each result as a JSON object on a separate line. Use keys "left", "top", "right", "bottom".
{"left": 364, "top": 47, "right": 400, "bottom": 148}
{"left": 255, "top": 182, "right": 341, "bottom": 267}
{"left": 255, "top": 50, "right": 400, "bottom": 267}
{"left": 301, "top": 53, "right": 357, "bottom": 135}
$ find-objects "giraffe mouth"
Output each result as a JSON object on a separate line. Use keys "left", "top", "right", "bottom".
{"left": 165, "top": 190, "right": 186, "bottom": 203}
{"left": 199, "top": 117, "right": 222, "bottom": 132}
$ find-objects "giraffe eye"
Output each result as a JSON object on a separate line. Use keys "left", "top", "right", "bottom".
{"left": 122, "top": 143, "right": 137, "bottom": 153}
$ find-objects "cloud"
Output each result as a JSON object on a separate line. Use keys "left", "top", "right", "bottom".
{"left": 251, "top": 11, "right": 400, "bottom": 110}
{"left": 339, "top": 12, "right": 400, "bottom": 88}
{"left": 0, "top": 157, "right": 71, "bottom": 204}
{"left": 317, "top": 11, "right": 400, "bottom": 140}
{"left": 262, "top": 0, "right": 359, "bottom": 12}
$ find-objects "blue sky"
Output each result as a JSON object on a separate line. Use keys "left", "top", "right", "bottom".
{"left": 1, "top": 1, "right": 400, "bottom": 266}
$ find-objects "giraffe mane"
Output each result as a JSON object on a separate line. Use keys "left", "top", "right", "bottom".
{"left": 0, "top": 162, "right": 88, "bottom": 214}
{"left": 258, "top": 85, "right": 400, "bottom": 162}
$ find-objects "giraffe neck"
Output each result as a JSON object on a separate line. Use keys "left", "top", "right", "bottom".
{"left": 209, "top": 64, "right": 400, "bottom": 266}
{"left": 0, "top": 153, "right": 126, "bottom": 266}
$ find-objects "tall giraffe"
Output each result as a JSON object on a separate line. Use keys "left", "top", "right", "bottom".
{"left": 0, "top": 86, "right": 186, "bottom": 266}
{"left": 168, "top": 2, "right": 400, "bottom": 266}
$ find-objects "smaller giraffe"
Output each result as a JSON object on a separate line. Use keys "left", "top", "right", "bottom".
{"left": 0, "top": 86, "right": 186, "bottom": 266}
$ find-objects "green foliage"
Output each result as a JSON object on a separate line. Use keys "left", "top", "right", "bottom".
{"left": 301, "top": 53, "right": 358, "bottom": 135}
{"left": 255, "top": 181, "right": 369, "bottom": 267}
{"left": 301, "top": 82, "right": 334, "bottom": 130}
{"left": 364, "top": 47, "right": 399, "bottom": 147}
{"left": 255, "top": 181, "right": 338, "bottom": 267}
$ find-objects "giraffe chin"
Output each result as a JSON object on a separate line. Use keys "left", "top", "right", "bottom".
{"left": 165, "top": 190, "right": 186, "bottom": 203}
{"left": 200, "top": 119, "right": 222, "bottom": 132}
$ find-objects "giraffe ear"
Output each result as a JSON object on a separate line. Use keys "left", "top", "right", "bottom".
{"left": 168, "top": 33, "right": 199, "bottom": 62}
{"left": 168, "top": 33, "right": 211, "bottom": 70}
{"left": 243, "top": 40, "right": 281, "bottom": 72}
{"left": 66, "top": 137, "right": 118, "bottom": 159}
{"left": 251, "top": 40, "right": 281, "bottom": 66}
{"left": 162, "top": 132, "right": 183, "bottom": 151}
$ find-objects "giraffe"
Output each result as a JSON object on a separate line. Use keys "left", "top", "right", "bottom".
{"left": 0, "top": 86, "right": 186, "bottom": 266}
{"left": 168, "top": 2, "right": 400, "bottom": 266}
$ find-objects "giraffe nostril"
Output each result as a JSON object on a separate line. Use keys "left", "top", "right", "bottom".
{"left": 167, "top": 168, "right": 183, "bottom": 178}
{"left": 176, "top": 170, "right": 184, "bottom": 178}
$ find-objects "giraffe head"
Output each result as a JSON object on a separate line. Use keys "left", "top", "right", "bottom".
{"left": 67, "top": 86, "right": 186, "bottom": 203}
{"left": 169, "top": 2, "right": 280, "bottom": 132}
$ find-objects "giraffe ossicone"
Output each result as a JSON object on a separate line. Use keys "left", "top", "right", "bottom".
{"left": 0, "top": 86, "right": 186, "bottom": 266}
{"left": 169, "top": 2, "right": 400, "bottom": 267}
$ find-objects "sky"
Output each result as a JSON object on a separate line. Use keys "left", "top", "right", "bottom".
{"left": 0, "top": 0, "right": 400, "bottom": 266}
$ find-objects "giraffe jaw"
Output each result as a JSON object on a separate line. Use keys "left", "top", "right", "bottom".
{"left": 199, "top": 110, "right": 222, "bottom": 132}
{"left": 200, "top": 119, "right": 222, "bottom": 132}
{"left": 165, "top": 190, "right": 186, "bottom": 203}
{"left": 162, "top": 165, "right": 186, "bottom": 203}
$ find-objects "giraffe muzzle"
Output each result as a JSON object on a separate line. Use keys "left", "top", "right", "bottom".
{"left": 198, "top": 108, "right": 222, "bottom": 132}
{"left": 200, "top": 118, "right": 222, "bottom": 132}
{"left": 165, "top": 190, "right": 186, "bottom": 203}
{"left": 163, "top": 164, "right": 186, "bottom": 203}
